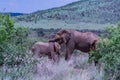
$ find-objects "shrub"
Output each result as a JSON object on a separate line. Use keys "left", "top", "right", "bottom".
{"left": 90, "top": 23, "right": 120, "bottom": 80}
{"left": 0, "top": 14, "right": 36, "bottom": 79}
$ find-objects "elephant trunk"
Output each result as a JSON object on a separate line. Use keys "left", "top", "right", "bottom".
{"left": 49, "top": 38, "right": 59, "bottom": 42}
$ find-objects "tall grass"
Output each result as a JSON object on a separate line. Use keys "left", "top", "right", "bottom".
{"left": 32, "top": 53, "right": 103, "bottom": 80}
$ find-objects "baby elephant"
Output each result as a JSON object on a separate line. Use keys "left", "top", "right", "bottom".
{"left": 31, "top": 42, "right": 61, "bottom": 62}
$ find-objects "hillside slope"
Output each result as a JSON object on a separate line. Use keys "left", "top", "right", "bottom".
{"left": 15, "top": 0, "right": 120, "bottom": 24}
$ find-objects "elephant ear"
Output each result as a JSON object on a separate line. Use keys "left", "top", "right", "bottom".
{"left": 54, "top": 42, "right": 60, "bottom": 52}
{"left": 62, "top": 30, "right": 71, "bottom": 44}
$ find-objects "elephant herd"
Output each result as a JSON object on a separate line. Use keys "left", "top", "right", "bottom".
{"left": 31, "top": 29, "right": 99, "bottom": 63}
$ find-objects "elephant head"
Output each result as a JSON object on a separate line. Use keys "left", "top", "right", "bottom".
{"left": 49, "top": 29, "right": 71, "bottom": 44}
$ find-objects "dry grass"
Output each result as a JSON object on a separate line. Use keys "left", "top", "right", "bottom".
{"left": 32, "top": 52, "right": 104, "bottom": 80}
{"left": 0, "top": 52, "right": 104, "bottom": 80}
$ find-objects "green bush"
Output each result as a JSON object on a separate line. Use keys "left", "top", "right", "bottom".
{"left": 90, "top": 23, "right": 120, "bottom": 80}
{"left": 0, "top": 14, "right": 29, "bottom": 66}
{"left": 0, "top": 14, "right": 36, "bottom": 80}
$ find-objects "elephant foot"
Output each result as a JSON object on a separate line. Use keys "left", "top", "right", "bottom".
{"left": 65, "top": 57, "right": 71, "bottom": 61}
{"left": 94, "top": 60, "right": 98, "bottom": 66}
{"left": 65, "top": 54, "right": 72, "bottom": 61}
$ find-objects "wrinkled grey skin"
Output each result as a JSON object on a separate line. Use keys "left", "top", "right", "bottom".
{"left": 49, "top": 29, "right": 99, "bottom": 61}
{"left": 31, "top": 42, "right": 61, "bottom": 62}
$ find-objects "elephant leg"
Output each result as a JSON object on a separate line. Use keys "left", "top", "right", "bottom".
{"left": 56, "top": 50, "right": 61, "bottom": 62}
{"left": 94, "top": 60, "right": 98, "bottom": 66}
{"left": 65, "top": 41, "right": 75, "bottom": 61}
{"left": 51, "top": 52, "right": 58, "bottom": 62}
{"left": 57, "top": 54, "right": 60, "bottom": 63}
{"left": 65, "top": 47, "right": 74, "bottom": 61}
{"left": 48, "top": 54, "right": 52, "bottom": 59}
{"left": 34, "top": 51, "right": 40, "bottom": 58}
{"left": 88, "top": 53, "right": 98, "bottom": 66}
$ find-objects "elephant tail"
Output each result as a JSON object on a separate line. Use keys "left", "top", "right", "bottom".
{"left": 92, "top": 40, "right": 98, "bottom": 46}
{"left": 91, "top": 40, "right": 98, "bottom": 50}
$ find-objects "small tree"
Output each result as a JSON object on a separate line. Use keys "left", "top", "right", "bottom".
{"left": 0, "top": 14, "right": 31, "bottom": 65}
{"left": 0, "top": 14, "right": 35, "bottom": 80}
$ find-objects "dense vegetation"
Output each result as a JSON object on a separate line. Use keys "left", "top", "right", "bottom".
{"left": 90, "top": 23, "right": 120, "bottom": 80}
{"left": 0, "top": 14, "right": 38, "bottom": 80}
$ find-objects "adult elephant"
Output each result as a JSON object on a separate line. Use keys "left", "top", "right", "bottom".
{"left": 31, "top": 42, "right": 61, "bottom": 62}
{"left": 49, "top": 29, "right": 99, "bottom": 61}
